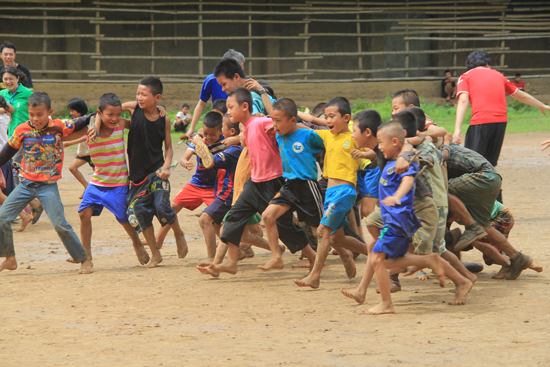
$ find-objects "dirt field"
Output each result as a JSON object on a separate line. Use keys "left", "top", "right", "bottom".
{"left": 1, "top": 133, "right": 549, "bottom": 367}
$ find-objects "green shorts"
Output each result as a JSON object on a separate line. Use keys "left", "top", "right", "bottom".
{"left": 448, "top": 171, "right": 501, "bottom": 228}
{"left": 222, "top": 211, "right": 262, "bottom": 226}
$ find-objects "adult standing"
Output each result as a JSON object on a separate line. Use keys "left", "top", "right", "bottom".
{"left": 452, "top": 50, "right": 550, "bottom": 166}
{"left": 187, "top": 49, "right": 245, "bottom": 136}
{"left": 0, "top": 67, "right": 33, "bottom": 140}
{"left": 0, "top": 42, "right": 33, "bottom": 90}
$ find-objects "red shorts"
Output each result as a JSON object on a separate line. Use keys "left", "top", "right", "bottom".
{"left": 173, "top": 183, "right": 215, "bottom": 211}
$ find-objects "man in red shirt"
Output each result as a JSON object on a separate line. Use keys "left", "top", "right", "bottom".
{"left": 453, "top": 50, "right": 550, "bottom": 168}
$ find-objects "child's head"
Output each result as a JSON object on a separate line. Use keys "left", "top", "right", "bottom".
{"left": 202, "top": 111, "right": 223, "bottom": 144}
{"left": 181, "top": 103, "right": 190, "bottom": 114}
{"left": 392, "top": 88, "right": 420, "bottom": 115}
{"left": 0, "top": 95, "right": 7, "bottom": 110}
{"left": 271, "top": 98, "right": 297, "bottom": 136}
{"left": 390, "top": 109, "right": 417, "bottom": 138}
{"left": 444, "top": 70, "right": 451, "bottom": 79}
{"left": 213, "top": 58, "right": 246, "bottom": 93}
{"left": 97, "top": 93, "right": 122, "bottom": 128}
{"left": 67, "top": 97, "right": 87, "bottom": 119}
{"left": 212, "top": 99, "right": 227, "bottom": 115}
{"left": 515, "top": 73, "right": 522, "bottom": 82}
{"left": 325, "top": 96, "right": 351, "bottom": 135}
{"left": 377, "top": 121, "right": 405, "bottom": 160}
{"left": 401, "top": 106, "right": 426, "bottom": 132}
{"left": 226, "top": 87, "right": 252, "bottom": 124}
{"left": 466, "top": 50, "right": 491, "bottom": 71}
{"left": 258, "top": 81, "right": 277, "bottom": 100}
{"left": 137, "top": 76, "right": 163, "bottom": 109}
{"left": 222, "top": 113, "right": 240, "bottom": 138}
{"left": 312, "top": 102, "right": 327, "bottom": 118}
{"left": 352, "top": 109, "right": 383, "bottom": 150}
{"left": 27, "top": 92, "right": 53, "bottom": 130}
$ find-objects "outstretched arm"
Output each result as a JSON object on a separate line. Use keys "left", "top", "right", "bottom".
{"left": 419, "top": 125, "right": 447, "bottom": 139}
{"left": 0, "top": 144, "right": 18, "bottom": 167}
{"left": 157, "top": 115, "right": 174, "bottom": 180}
{"left": 188, "top": 100, "right": 207, "bottom": 136}
{"left": 298, "top": 111, "right": 328, "bottom": 127}
{"left": 511, "top": 90, "right": 550, "bottom": 115}
{"left": 453, "top": 93, "right": 469, "bottom": 144}
{"left": 541, "top": 139, "right": 550, "bottom": 155}
{"left": 122, "top": 101, "right": 138, "bottom": 115}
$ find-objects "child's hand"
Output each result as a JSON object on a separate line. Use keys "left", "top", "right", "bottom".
{"left": 395, "top": 156, "right": 410, "bottom": 174}
{"left": 351, "top": 149, "right": 367, "bottom": 159}
{"left": 196, "top": 128, "right": 204, "bottom": 137}
{"left": 87, "top": 124, "right": 98, "bottom": 142}
{"left": 156, "top": 168, "right": 171, "bottom": 180}
{"left": 0, "top": 107, "right": 5, "bottom": 114}
{"left": 444, "top": 133, "right": 453, "bottom": 145}
{"left": 192, "top": 135, "right": 205, "bottom": 146}
{"left": 157, "top": 105, "right": 166, "bottom": 117}
{"left": 244, "top": 78, "right": 262, "bottom": 93}
{"left": 541, "top": 139, "right": 550, "bottom": 155}
{"left": 180, "top": 158, "right": 194, "bottom": 171}
{"left": 63, "top": 141, "right": 72, "bottom": 148}
{"left": 382, "top": 196, "right": 401, "bottom": 207}
{"left": 223, "top": 136, "right": 240, "bottom": 146}
{"left": 253, "top": 113, "right": 266, "bottom": 118}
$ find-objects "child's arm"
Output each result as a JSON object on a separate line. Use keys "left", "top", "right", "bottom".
{"left": 122, "top": 101, "right": 138, "bottom": 115}
{"left": 180, "top": 147, "right": 195, "bottom": 171}
{"left": 191, "top": 135, "right": 215, "bottom": 169}
{"left": 382, "top": 175, "right": 415, "bottom": 206}
{"left": 541, "top": 139, "right": 550, "bottom": 155}
{"left": 1, "top": 102, "right": 15, "bottom": 114}
{"left": 0, "top": 144, "right": 18, "bottom": 167}
{"left": 452, "top": 93, "right": 469, "bottom": 144}
{"left": 157, "top": 115, "right": 174, "bottom": 180}
{"left": 223, "top": 135, "right": 241, "bottom": 146}
{"left": 351, "top": 148, "right": 376, "bottom": 160}
{"left": 418, "top": 125, "right": 447, "bottom": 139}
{"left": 245, "top": 78, "right": 273, "bottom": 116}
{"left": 297, "top": 111, "right": 328, "bottom": 127}
{"left": 63, "top": 135, "right": 87, "bottom": 148}
{"left": 440, "top": 133, "right": 453, "bottom": 161}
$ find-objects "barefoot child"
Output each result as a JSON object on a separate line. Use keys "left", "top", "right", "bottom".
{"left": 63, "top": 97, "right": 94, "bottom": 199}
{"left": 155, "top": 111, "right": 225, "bottom": 259}
{"left": 122, "top": 76, "right": 187, "bottom": 267}
{"left": 0, "top": 92, "right": 91, "bottom": 273}
{"left": 260, "top": 98, "right": 320, "bottom": 271}
{"left": 294, "top": 97, "right": 370, "bottom": 289}
{"left": 202, "top": 87, "right": 310, "bottom": 276}
{"left": 68, "top": 93, "right": 150, "bottom": 273}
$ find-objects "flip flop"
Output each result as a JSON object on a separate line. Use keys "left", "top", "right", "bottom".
{"left": 31, "top": 206, "right": 44, "bottom": 225}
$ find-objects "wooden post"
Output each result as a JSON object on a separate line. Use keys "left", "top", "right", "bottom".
{"left": 303, "top": 15, "right": 309, "bottom": 80}
{"left": 453, "top": 3, "right": 457, "bottom": 76}
{"left": 42, "top": 10, "right": 47, "bottom": 78}
{"left": 404, "top": 0, "right": 409, "bottom": 77}
{"left": 173, "top": 4, "right": 178, "bottom": 47}
{"left": 248, "top": 4, "right": 252, "bottom": 76}
{"left": 151, "top": 11, "right": 155, "bottom": 74}
{"left": 357, "top": 8, "right": 363, "bottom": 75}
{"left": 95, "top": 5, "right": 101, "bottom": 77}
{"left": 198, "top": 0, "right": 203, "bottom": 76}
{"left": 500, "top": 10, "right": 505, "bottom": 68}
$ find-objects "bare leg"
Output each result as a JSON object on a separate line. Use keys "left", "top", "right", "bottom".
{"left": 341, "top": 239, "right": 376, "bottom": 304}
{"left": 171, "top": 217, "right": 188, "bottom": 259}
{"left": 199, "top": 212, "right": 218, "bottom": 263}
{"left": 120, "top": 222, "right": 150, "bottom": 265}
{"left": 0, "top": 256, "right": 17, "bottom": 272}
{"left": 209, "top": 243, "right": 239, "bottom": 274}
{"left": 69, "top": 158, "right": 89, "bottom": 192}
{"left": 438, "top": 255, "right": 473, "bottom": 305}
{"left": 258, "top": 204, "right": 290, "bottom": 271}
{"left": 294, "top": 224, "right": 332, "bottom": 289}
{"left": 386, "top": 253, "right": 446, "bottom": 288}
{"left": 347, "top": 210, "right": 364, "bottom": 242}
{"left": 441, "top": 250, "right": 477, "bottom": 284}
{"left": 363, "top": 252, "right": 394, "bottom": 315}
{"left": 74, "top": 207, "right": 94, "bottom": 274}
{"left": 156, "top": 202, "right": 184, "bottom": 249}
{"left": 142, "top": 226, "right": 162, "bottom": 268}
{"left": 241, "top": 225, "right": 270, "bottom": 251}
{"left": 16, "top": 209, "right": 32, "bottom": 232}
{"left": 482, "top": 226, "right": 517, "bottom": 258}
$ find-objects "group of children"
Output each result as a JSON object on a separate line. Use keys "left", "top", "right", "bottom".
{"left": 0, "top": 66, "right": 543, "bottom": 315}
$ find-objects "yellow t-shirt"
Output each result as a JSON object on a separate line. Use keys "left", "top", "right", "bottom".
{"left": 316, "top": 130, "right": 359, "bottom": 185}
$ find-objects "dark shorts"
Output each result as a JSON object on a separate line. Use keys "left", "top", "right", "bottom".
{"left": 126, "top": 174, "right": 177, "bottom": 234}
{"left": 221, "top": 177, "right": 308, "bottom": 253}
{"left": 75, "top": 155, "right": 95, "bottom": 168}
{"left": 464, "top": 122, "right": 506, "bottom": 167}
{"left": 372, "top": 227, "right": 410, "bottom": 259}
{"left": 270, "top": 179, "right": 323, "bottom": 228}
{"left": 203, "top": 198, "right": 232, "bottom": 225}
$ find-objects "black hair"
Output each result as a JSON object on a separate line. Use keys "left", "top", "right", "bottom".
{"left": 223, "top": 113, "right": 240, "bottom": 134}
{"left": 28, "top": 92, "right": 51, "bottom": 110}
{"left": 390, "top": 110, "right": 417, "bottom": 138}
{"left": 444, "top": 70, "right": 451, "bottom": 74}
{"left": 0, "top": 95, "right": 7, "bottom": 109}
{"left": 378, "top": 121, "right": 405, "bottom": 144}
{"left": 325, "top": 96, "right": 351, "bottom": 117}
{"left": 402, "top": 106, "right": 426, "bottom": 132}
{"left": 98, "top": 93, "right": 122, "bottom": 112}
{"left": 67, "top": 97, "right": 88, "bottom": 116}
{"left": 466, "top": 50, "right": 491, "bottom": 71}
{"left": 0, "top": 41, "right": 16, "bottom": 53}
{"left": 258, "top": 81, "right": 277, "bottom": 100}
{"left": 181, "top": 103, "right": 190, "bottom": 109}
{"left": 203, "top": 111, "right": 223, "bottom": 130}
{"left": 515, "top": 73, "right": 521, "bottom": 77}
{"left": 312, "top": 102, "right": 326, "bottom": 117}
{"left": 139, "top": 76, "right": 163, "bottom": 96}
{"left": 213, "top": 58, "right": 246, "bottom": 80}
{"left": 212, "top": 99, "right": 227, "bottom": 115}
{"left": 1, "top": 66, "right": 27, "bottom": 84}
{"left": 392, "top": 88, "right": 420, "bottom": 107}
{"left": 227, "top": 87, "right": 253, "bottom": 113}
{"left": 353, "top": 109, "right": 383, "bottom": 136}
{"left": 272, "top": 98, "right": 297, "bottom": 120}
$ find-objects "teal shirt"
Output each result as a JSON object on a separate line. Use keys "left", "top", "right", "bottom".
{"left": 491, "top": 201, "right": 505, "bottom": 219}
{"left": 251, "top": 91, "right": 275, "bottom": 115}
{"left": 0, "top": 84, "right": 33, "bottom": 137}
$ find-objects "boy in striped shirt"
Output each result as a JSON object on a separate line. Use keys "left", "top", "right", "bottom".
{"left": 76, "top": 93, "right": 150, "bottom": 271}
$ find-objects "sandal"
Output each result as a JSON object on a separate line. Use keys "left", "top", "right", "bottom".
{"left": 31, "top": 205, "right": 44, "bottom": 225}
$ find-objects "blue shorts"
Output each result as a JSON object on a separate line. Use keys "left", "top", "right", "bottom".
{"left": 357, "top": 166, "right": 381, "bottom": 199}
{"left": 372, "top": 227, "right": 410, "bottom": 259}
{"left": 79, "top": 184, "right": 129, "bottom": 223}
{"left": 320, "top": 184, "right": 357, "bottom": 233}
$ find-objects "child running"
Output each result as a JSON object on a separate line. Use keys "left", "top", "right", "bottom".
{"left": 0, "top": 92, "right": 90, "bottom": 273}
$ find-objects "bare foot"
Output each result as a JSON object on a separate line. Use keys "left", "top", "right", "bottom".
{"left": 340, "top": 287, "right": 366, "bottom": 304}
{"left": 245, "top": 247, "right": 255, "bottom": 258}
{"left": 292, "top": 259, "right": 311, "bottom": 268}
{"left": 492, "top": 264, "right": 510, "bottom": 279}
{"left": 66, "top": 258, "right": 76, "bottom": 264}
{"left": 175, "top": 233, "right": 188, "bottom": 259}
{"left": 529, "top": 262, "right": 543, "bottom": 273}
{"left": 465, "top": 271, "right": 477, "bottom": 284}
{"left": 448, "top": 279, "right": 473, "bottom": 305}
{"left": 258, "top": 257, "right": 284, "bottom": 271}
{"left": 0, "top": 257, "right": 17, "bottom": 272}
{"left": 79, "top": 258, "right": 93, "bottom": 274}
{"left": 238, "top": 248, "right": 247, "bottom": 260}
{"left": 417, "top": 272, "right": 430, "bottom": 281}
{"left": 210, "top": 261, "right": 237, "bottom": 275}
{"left": 134, "top": 244, "right": 150, "bottom": 265}
{"left": 294, "top": 274, "right": 320, "bottom": 289}
{"left": 17, "top": 212, "right": 33, "bottom": 232}
{"left": 341, "top": 250, "right": 357, "bottom": 279}
{"left": 428, "top": 253, "right": 446, "bottom": 287}
{"left": 363, "top": 302, "right": 395, "bottom": 315}
{"left": 197, "top": 263, "right": 220, "bottom": 278}
{"left": 404, "top": 265, "right": 422, "bottom": 276}
{"left": 147, "top": 254, "right": 163, "bottom": 268}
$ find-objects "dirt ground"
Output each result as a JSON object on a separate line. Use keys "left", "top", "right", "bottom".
{"left": 1, "top": 133, "right": 549, "bottom": 367}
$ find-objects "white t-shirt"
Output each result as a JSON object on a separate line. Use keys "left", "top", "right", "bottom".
{"left": 0, "top": 113, "right": 10, "bottom": 149}
{"left": 76, "top": 141, "right": 90, "bottom": 157}
{"left": 175, "top": 112, "right": 191, "bottom": 125}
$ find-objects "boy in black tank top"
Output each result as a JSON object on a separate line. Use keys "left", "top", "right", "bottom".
{"left": 120, "top": 77, "right": 188, "bottom": 267}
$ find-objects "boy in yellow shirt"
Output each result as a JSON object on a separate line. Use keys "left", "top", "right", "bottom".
{"left": 294, "top": 97, "right": 369, "bottom": 289}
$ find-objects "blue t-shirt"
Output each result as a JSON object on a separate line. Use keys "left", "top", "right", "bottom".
{"left": 187, "top": 136, "right": 225, "bottom": 188}
{"left": 276, "top": 128, "right": 324, "bottom": 181}
{"left": 379, "top": 160, "right": 421, "bottom": 237}
{"left": 252, "top": 91, "right": 276, "bottom": 115}
{"left": 212, "top": 144, "right": 243, "bottom": 204}
{"left": 199, "top": 74, "right": 227, "bottom": 103}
